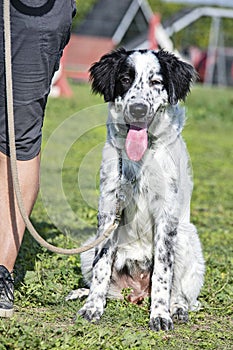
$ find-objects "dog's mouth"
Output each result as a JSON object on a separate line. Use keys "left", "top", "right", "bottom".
{"left": 125, "top": 123, "right": 148, "bottom": 162}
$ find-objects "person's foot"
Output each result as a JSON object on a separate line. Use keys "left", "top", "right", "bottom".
{"left": 0, "top": 265, "right": 14, "bottom": 317}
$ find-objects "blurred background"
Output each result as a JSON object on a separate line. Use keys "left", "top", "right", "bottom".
{"left": 51, "top": 0, "right": 233, "bottom": 97}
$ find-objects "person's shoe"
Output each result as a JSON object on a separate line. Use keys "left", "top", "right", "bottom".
{"left": 0, "top": 265, "right": 14, "bottom": 318}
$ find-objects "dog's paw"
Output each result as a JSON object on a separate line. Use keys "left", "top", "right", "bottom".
{"left": 149, "top": 315, "right": 174, "bottom": 331}
{"left": 172, "top": 307, "right": 189, "bottom": 323}
{"left": 65, "top": 288, "right": 89, "bottom": 301}
{"left": 77, "top": 300, "right": 104, "bottom": 323}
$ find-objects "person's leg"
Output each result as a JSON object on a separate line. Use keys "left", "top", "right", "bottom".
{"left": 0, "top": 151, "right": 40, "bottom": 271}
{"left": 0, "top": 0, "right": 75, "bottom": 317}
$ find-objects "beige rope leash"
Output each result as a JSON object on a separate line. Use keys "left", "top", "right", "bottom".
{"left": 3, "top": 0, "right": 119, "bottom": 255}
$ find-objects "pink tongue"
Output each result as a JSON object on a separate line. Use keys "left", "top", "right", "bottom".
{"left": 125, "top": 127, "right": 148, "bottom": 161}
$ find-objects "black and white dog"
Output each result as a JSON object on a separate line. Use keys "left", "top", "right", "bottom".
{"left": 71, "top": 49, "right": 205, "bottom": 331}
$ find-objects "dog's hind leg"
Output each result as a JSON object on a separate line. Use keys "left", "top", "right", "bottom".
{"left": 170, "top": 223, "right": 205, "bottom": 323}
{"left": 65, "top": 237, "right": 95, "bottom": 303}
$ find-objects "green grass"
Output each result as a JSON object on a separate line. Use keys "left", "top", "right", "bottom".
{"left": 0, "top": 83, "right": 232, "bottom": 349}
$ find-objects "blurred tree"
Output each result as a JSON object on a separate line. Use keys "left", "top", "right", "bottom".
{"left": 73, "top": 0, "right": 97, "bottom": 27}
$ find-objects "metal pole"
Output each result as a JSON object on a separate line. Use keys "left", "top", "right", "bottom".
{"left": 204, "top": 16, "right": 220, "bottom": 85}
{"left": 217, "top": 22, "right": 227, "bottom": 86}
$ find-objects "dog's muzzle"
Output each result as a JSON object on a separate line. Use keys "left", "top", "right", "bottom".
{"left": 124, "top": 102, "right": 150, "bottom": 162}
{"left": 129, "top": 103, "right": 148, "bottom": 119}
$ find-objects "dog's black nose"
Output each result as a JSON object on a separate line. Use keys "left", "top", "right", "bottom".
{"left": 129, "top": 103, "right": 148, "bottom": 119}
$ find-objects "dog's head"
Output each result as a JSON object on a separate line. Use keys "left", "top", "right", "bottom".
{"left": 89, "top": 48, "right": 196, "bottom": 161}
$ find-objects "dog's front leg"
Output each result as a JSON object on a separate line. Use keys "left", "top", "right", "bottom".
{"left": 78, "top": 143, "right": 121, "bottom": 322}
{"left": 149, "top": 221, "right": 177, "bottom": 331}
{"left": 78, "top": 235, "right": 116, "bottom": 322}
{"left": 78, "top": 210, "right": 118, "bottom": 323}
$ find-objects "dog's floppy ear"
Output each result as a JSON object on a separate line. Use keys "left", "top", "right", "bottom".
{"left": 89, "top": 48, "right": 128, "bottom": 102}
{"left": 156, "top": 50, "right": 197, "bottom": 105}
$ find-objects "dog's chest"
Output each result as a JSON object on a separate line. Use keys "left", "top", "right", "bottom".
{"left": 120, "top": 155, "right": 162, "bottom": 214}
{"left": 115, "top": 157, "right": 161, "bottom": 267}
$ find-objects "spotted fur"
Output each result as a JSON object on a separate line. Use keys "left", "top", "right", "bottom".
{"left": 76, "top": 49, "right": 205, "bottom": 331}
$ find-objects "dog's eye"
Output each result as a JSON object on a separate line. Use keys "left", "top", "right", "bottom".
{"left": 150, "top": 79, "right": 161, "bottom": 87}
{"left": 120, "top": 76, "right": 131, "bottom": 85}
